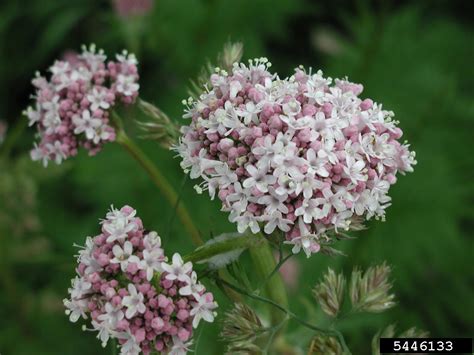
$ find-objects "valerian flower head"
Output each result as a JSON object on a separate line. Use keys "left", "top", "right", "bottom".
{"left": 313, "top": 267, "right": 346, "bottom": 317}
{"left": 349, "top": 262, "right": 396, "bottom": 313}
{"left": 174, "top": 58, "right": 416, "bottom": 258}
{"left": 64, "top": 205, "right": 217, "bottom": 355}
{"left": 220, "top": 303, "right": 264, "bottom": 354}
{"left": 25, "top": 44, "right": 140, "bottom": 167}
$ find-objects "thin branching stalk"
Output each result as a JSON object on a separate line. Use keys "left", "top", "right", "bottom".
{"left": 256, "top": 253, "right": 293, "bottom": 293}
{"left": 216, "top": 277, "right": 352, "bottom": 354}
{"left": 112, "top": 112, "right": 203, "bottom": 246}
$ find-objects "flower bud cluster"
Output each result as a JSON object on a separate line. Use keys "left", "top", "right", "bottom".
{"left": 26, "top": 45, "right": 139, "bottom": 166}
{"left": 175, "top": 59, "right": 416, "bottom": 256}
{"left": 64, "top": 205, "right": 217, "bottom": 355}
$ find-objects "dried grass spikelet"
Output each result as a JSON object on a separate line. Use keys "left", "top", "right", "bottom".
{"left": 313, "top": 267, "right": 346, "bottom": 317}
{"left": 217, "top": 41, "right": 244, "bottom": 71}
{"left": 308, "top": 334, "right": 343, "bottom": 355}
{"left": 188, "top": 41, "right": 243, "bottom": 99}
{"left": 350, "top": 262, "right": 396, "bottom": 313}
{"left": 220, "top": 303, "right": 264, "bottom": 354}
{"left": 136, "top": 99, "right": 180, "bottom": 148}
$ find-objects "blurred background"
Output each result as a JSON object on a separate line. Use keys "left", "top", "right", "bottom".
{"left": 0, "top": 0, "right": 473, "bottom": 354}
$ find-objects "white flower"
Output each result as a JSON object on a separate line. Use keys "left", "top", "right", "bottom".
{"left": 179, "top": 271, "right": 205, "bottom": 299}
{"left": 91, "top": 319, "right": 115, "bottom": 348}
{"left": 242, "top": 164, "right": 276, "bottom": 193}
{"left": 351, "top": 189, "right": 377, "bottom": 216}
{"left": 106, "top": 205, "right": 136, "bottom": 222}
{"left": 72, "top": 109, "right": 102, "bottom": 140}
{"left": 185, "top": 148, "right": 223, "bottom": 179}
{"left": 214, "top": 163, "right": 238, "bottom": 189}
{"left": 190, "top": 293, "right": 218, "bottom": 328}
{"left": 97, "top": 302, "right": 124, "bottom": 328}
{"left": 343, "top": 155, "right": 368, "bottom": 184}
{"left": 251, "top": 135, "right": 284, "bottom": 168}
{"left": 294, "top": 171, "right": 324, "bottom": 199}
{"left": 143, "top": 231, "right": 162, "bottom": 250}
{"left": 161, "top": 253, "right": 193, "bottom": 283}
{"left": 295, "top": 198, "right": 328, "bottom": 224}
{"left": 229, "top": 80, "right": 242, "bottom": 99}
{"left": 110, "top": 241, "right": 141, "bottom": 272}
{"left": 235, "top": 101, "right": 262, "bottom": 124}
{"left": 226, "top": 182, "right": 250, "bottom": 213}
{"left": 169, "top": 337, "right": 193, "bottom": 355}
{"left": 30, "top": 143, "right": 49, "bottom": 167}
{"left": 275, "top": 172, "right": 302, "bottom": 196}
{"left": 92, "top": 125, "right": 112, "bottom": 144}
{"left": 282, "top": 98, "right": 301, "bottom": 116}
{"left": 87, "top": 87, "right": 111, "bottom": 111}
{"left": 306, "top": 148, "right": 330, "bottom": 177}
{"left": 272, "top": 143, "right": 304, "bottom": 178}
{"left": 64, "top": 298, "right": 88, "bottom": 322}
{"left": 258, "top": 186, "right": 288, "bottom": 214}
{"left": 45, "top": 140, "right": 66, "bottom": 165}
{"left": 69, "top": 276, "right": 92, "bottom": 299}
{"left": 122, "top": 284, "right": 146, "bottom": 319}
{"left": 285, "top": 219, "right": 320, "bottom": 257}
{"left": 208, "top": 101, "right": 241, "bottom": 135}
{"left": 140, "top": 247, "right": 165, "bottom": 281}
{"left": 232, "top": 212, "right": 261, "bottom": 234}
{"left": 80, "top": 44, "right": 107, "bottom": 71}
{"left": 263, "top": 211, "right": 292, "bottom": 234}
{"left": 42, "top": 95, "right": 61, "bottom": 134}
{"left": 116, "top": 74, "right": 139, "bottom": 96}
{"left": 116, "top": 50, "right": 138, "bottom": 66}
{"left": 103, "top": 216, "right": 137, "bottom": 243}
{"left": 117, "top": 330, "right": 141, "bottom": 355}
{"left": 25, "top": 105, "right": 41, "bottom": 126}
{"left": 50, "top": 60, "right": 70, "bottom": 77}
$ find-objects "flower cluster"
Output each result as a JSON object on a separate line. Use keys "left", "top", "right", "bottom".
{"left": 175, "top": 58, "right": 416, "bottom": 257}
{"left": 25, "top": 44, "right": 139, "bottom": 167}
{"left": 64, "top": 205, "right": 217, "bottom": 355}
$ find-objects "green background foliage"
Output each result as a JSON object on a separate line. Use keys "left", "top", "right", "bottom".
{"left": 0, "top": 0, "right": 472, "bottom": 354}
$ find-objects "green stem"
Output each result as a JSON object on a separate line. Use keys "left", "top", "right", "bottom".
{"left": 248, "top": 237, "right": 288, "bottom": 327}
{"left": 115, "top": 126, "right": 203, "bottom": 246}
{"left": 256, "top": 253, "right": 293, "bottom": 293}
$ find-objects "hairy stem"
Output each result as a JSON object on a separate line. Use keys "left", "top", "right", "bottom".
{"left": 114, "top": 117, "right": 203, "bottom": 246}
